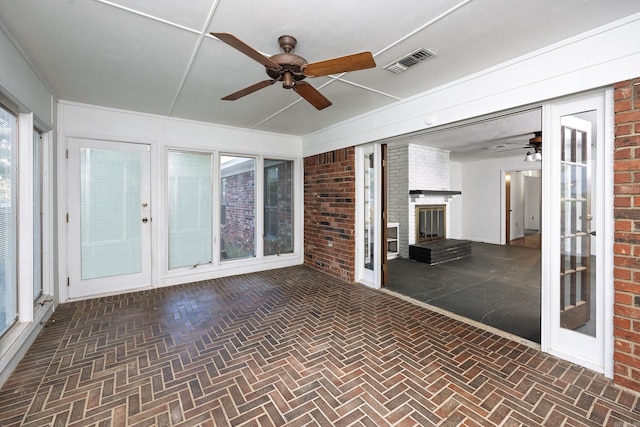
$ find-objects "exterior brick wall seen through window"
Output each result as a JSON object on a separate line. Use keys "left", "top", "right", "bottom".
{"left": 221, "top": 160, "right": 255, "bottom": 260}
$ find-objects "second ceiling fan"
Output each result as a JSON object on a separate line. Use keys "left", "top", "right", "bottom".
{"left": 212, "top": 32, "right": 376, "bottom": 110}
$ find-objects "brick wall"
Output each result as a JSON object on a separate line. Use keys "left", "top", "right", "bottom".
{"left": 613, "top": 78, "right": 640, "bottom": 393}
{"left": 221, "top": 170, "right": 255, "bottom": 259}
{"left": 388, "top": 145, "right": 409, "bottom": 257}
{"left": 303, "top": 148, "right": 356, "bottom": 282}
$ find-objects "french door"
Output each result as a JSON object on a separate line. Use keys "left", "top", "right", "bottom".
{"left": 357, "top": 144, "right": 382, "bottom": 288}
{"left": 545, "top": 90, "right": 612, "bottom": 375}
{"left": 67, "top": 138, "right": 152, "bottom": 299}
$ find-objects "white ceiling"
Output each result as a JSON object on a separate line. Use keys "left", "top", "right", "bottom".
{"left": 0, "top": 0, "right": 638, "bottom": 155}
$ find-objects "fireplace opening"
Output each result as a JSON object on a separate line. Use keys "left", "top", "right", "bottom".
{"left": 416, "top": 205, "right": 446, "bottom": 243}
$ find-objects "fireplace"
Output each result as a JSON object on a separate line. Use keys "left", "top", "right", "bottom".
{"left": 416, "top": 205, "right": 446, "bottom": 243}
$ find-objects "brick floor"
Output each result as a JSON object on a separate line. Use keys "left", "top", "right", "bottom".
{"left": 0, "top": 265, "right": 638, "bottom": 426}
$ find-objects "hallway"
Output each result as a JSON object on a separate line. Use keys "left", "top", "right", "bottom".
{"left": 0, "top": 265, "right": 638, "bottom": 426}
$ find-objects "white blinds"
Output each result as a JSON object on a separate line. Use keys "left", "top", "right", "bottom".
{"left": 168, "top": 151, "right": 212, "bottom": 269}
{"left": 0, "top": 105, "right": 17, "bottom": 337}
{"left": 80, "top": 148, "right": 142, "bottom": 280}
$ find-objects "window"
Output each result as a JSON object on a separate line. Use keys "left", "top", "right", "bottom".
{"left": 0, "top": 104, "right": 17, "bottom": 337}
{"left": 264, "top": 160, "right": 293, "bottom": 256}
{"left": 220, "top": 156, "right": 255, "bottom": 260}
{"left": 168, "top": 151, "right": 213, "bottom": 269}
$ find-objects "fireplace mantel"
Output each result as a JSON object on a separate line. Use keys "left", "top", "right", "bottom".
{"left": 409, "top": 190, "right": 461, "bottom": 196}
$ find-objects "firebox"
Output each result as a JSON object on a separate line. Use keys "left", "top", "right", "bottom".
{"left": 416, "top": 205, "right": 446, "bottom": 243}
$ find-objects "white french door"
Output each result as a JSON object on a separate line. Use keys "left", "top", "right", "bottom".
{"left": 356, "top": 144, "right": 381, "bottom": 288}
{"left": 544, "top": 90, "right": 612, "bottom": 375}
{"left": 67, "top": 138, "right": 152, "bottom": 299}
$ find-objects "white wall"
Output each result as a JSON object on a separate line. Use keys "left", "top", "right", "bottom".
{"left": 449, "top": 161, "right": 462, "bottom": 239}
{"left": 459, "top": 155, "right": 541, "bottom": 244}
{"left": 0, "top": 25, "right": 52, "bottom": 127}
{"left": 57, "top": 101, "right": 304, "bottom": 300}
{"left": 510, "top": 172, "right": 525, "bottom": 240}
{"left": 524, "top": 175, "right": 542, "bottom": 230}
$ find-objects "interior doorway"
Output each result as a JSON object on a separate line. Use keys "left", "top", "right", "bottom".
{"left": 505, "top": 169, "right": 541, "bottom": 249}
{"left": 383, "top": 106, "right": 544, "bottom": 343}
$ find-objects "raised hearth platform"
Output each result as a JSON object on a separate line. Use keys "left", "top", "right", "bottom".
{"left": 409, "top": 239, "right": 472, "bottom": 265}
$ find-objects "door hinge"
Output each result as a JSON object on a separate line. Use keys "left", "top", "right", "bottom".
{"left": 382, "top": 159, "right": 386, "bottom": 167}
{"left": 66, "top": 149, "right": 69, "bottom": 159}
{"left": 66, "top": 213, "right": 69, "bottom": 223}
{"left": 382, "top": 264, "right": 387, "bottom": 272}
{"left": 382, "top": 211, "right": 386, "bottom": 220}
{"left": 67, "top": 277, "right": 70, "bottom": 287}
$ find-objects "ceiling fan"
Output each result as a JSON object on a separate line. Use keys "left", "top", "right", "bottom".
{"left": 211, "top": 32, "right": 376, "bottom": 110}
{"left": 496, "top": 131, "right": 542, "bottom": 160}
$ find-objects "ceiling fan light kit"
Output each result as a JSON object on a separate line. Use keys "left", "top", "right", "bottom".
{"left": 212, "top": 32, "right": 376, "bottom": 110}
{"left": 523, "top": 131, "right": 542, "bottom": 162}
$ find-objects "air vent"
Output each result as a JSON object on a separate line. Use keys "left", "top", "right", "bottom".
{"left": 384, "top": 48, "right": 436, "bottom": 74}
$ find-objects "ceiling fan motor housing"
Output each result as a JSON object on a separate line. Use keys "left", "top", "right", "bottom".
{"left": 266, "top": 35, "right": 308, "bottom": 88}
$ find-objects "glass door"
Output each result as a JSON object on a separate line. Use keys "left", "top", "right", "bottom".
{"left": 357, "top": 144, "right": 380, "bottom": 287}
{"left": 560, "top": 116, "right": 593, "bottom": 332}
{"left": 67, "top": 138, "right": 152, "bottom": 299}
{"left": 545, "top": 91, "right": 611, "bottom": 374}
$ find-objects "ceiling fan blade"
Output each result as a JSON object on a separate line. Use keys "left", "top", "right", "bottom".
{"left": 211, "top": 32, "right": 282, "bottom": 70}
{"left": 496, "top": 145, "right": 531, "bottom": 153}
{"left": 303, "top": 52, "right": 376, "bottom": 77}
{"left": 221, "top": 80, "right": 277, "bottom": 101}
{"left": 293, "top": 82, "right": 332, "bottom": 110}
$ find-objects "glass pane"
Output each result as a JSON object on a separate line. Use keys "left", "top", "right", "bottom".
{"left": 559, "top": 112, "right": 596, "bottom": 337}
{"left": 33, "top": 130, "right": 43, "bottom": 301}
{"left": 168, "top": 151, "right": 212, "bottom": 269}
{"left": 0, "top": 106, "right": 17, "bottom": 337}
{"left": 364, "top": 153, "right": 374, "bottom": 271}
{"left": 264, "top": 159, "right": 293, "bottom": 256}
{"left": 220, "top": 156, "right": 255, "bottom": 261}
{"left": 81, "top": 148, "right": 141, "bottom": 279}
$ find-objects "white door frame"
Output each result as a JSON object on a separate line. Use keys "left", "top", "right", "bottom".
{"left": 541, "top": 89, "right": 614, "bottom": 377}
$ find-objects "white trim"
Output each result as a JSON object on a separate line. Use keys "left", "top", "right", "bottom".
{"left": 603, "top": 87, "right": 615, "bottom": 379}
{"left": 544, "top": 89, "right": 610, "bottom": 375}
{"left": 17, "top": 113, "right": 34, "bottom": 322}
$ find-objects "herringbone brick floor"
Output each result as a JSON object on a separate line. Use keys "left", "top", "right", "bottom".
{"left": 0, "top": 266, "right": 638, "bottom": 426}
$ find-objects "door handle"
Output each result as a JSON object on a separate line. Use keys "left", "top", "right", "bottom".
{"left": 589, "top": 230, "right": 596, "bottom": 236}
{"left": 142, "top": 218, "right": 149, "bottom": 223}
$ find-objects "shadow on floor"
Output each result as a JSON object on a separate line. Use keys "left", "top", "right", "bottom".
{"left": 387, "top": 241, "right": 542, "bottom": 343}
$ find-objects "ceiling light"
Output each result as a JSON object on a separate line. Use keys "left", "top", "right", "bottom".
{"left": 524, "top": 131, "right": 542, "bottom": 162}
